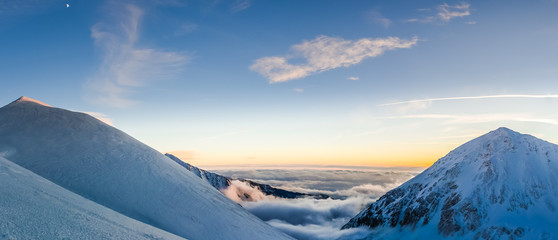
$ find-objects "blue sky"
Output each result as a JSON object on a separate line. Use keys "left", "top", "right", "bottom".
{"left": 1, "top": 0, "right": 558, "bottom": 166}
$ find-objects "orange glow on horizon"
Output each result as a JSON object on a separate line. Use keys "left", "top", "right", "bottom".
{"left": 166, "top": 148, "right": 447, "bottom": 168}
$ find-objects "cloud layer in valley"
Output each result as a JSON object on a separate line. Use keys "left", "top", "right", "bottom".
{"left": 212, "top": 168, "right": 422, "bottom": 239}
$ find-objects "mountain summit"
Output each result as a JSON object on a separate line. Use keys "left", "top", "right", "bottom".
{"left": 8, "top": 96, "right": 51, "bottom": 107}
{"left": 343, "top": 127, "right": 558, "bottom": 239}
{"left": 0, "top": 97, "right": 292, "bottom": 240}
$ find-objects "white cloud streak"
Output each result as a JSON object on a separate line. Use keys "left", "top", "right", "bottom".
{"left": 367, "top": 11, "right": 391, "bottom": 28}
{"left": 175, "top": 21, "right": 198, "bottom": 35}
{"left": 86, "top": 4, "right": 188, "bottom": 107}
{"left": 408, "top": 2, "right": 471, "bottom": 23}
{"left": 347, "top": 76, "right": 359, "bottom": 81}
{"left": 379, "top": 94, "right": 558, "bottom": 106}
{"left": 83, "top": 112, "right": 113, "bottom": 125}
{"left": 250, "top": 35, "right": 418, "bottom": 83}
{"left": 230, "top": 0, "right": 251, "bottom": 13}
{"left": 0, "top": 0, "right": 59, "bottom": 16}
{"left": 438, "top": 2, "right": 471, "bottom": 21}
{"left": 379, "top": 113, "right": 558, "bottom": 126}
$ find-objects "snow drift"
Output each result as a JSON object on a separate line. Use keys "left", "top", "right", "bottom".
{"left": 0, "top": 97, "right": 292, "bottom": 240}
{"left": 343, "top": 127, "right": 558, "bottom": 239}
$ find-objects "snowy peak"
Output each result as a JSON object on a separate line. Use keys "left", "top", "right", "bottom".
{"left": 7, "top": 96, "right": 51, "bottom": 107}
{"left": 481, "top": 127, "right": 521, "bottom": 142}
{"left": 429, "top": 127, "right": 554, "bottom": 171}
{"left": 343, "top": 128, "right": 558, "bottom": 239}
{"left": 0, "top": 98, "right": 293, "bottom": 240}
{"left": 472, "top": 126, "right": 524, "bottom": 148}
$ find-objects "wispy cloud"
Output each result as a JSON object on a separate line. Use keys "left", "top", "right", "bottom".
{"left": 367, "top": 10, "right": 391, "bottom": 28}
{"left": 0, "top": 0, "right": 62, "bottom": 16}
{"left": 438, "top": 2, "right": 471, "bottom": 21}
{"left": 251, "top": 35, "right": 418, "bottom": 83}
{"left": 230, "top": 0, "right": 251, "bottom": 13}
{"left": 408, "top": 2, "right": 471, "bottom": 23}
{"left": 379, "top": 113, "right": 558, "bottom": 126}
{"left": 86, "top": 4, "right": 189, "bottom": 107}
{"left": 83, "top": 111, "right": 113, "bottom": 125}
{"left": 175, "top": 21, "right": 198, "bottom": 35}
{"left": 394, "top": 101, "right": 431, "bottom": 114}
{"left": 293, "top": 88, "right": 304, "bottom": 93}
{"left": 379, "top": 94, "right": 558, "bottom": 106}
{"left": 347, "top": 76, "right": 359, "bottom": 81}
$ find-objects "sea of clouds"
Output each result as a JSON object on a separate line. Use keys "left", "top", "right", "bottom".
{"left": 211, "top": 167, "right": 424, "bottom": 240}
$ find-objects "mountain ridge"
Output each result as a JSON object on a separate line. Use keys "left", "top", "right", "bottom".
{"left": 8, "top": 96, "right": 52, "bottom": 107}
{"left": 165, "top": 153, "right": 330, "bottom": 200}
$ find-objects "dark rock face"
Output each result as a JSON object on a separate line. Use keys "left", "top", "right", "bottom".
{"left": 342, "top": 183, "right": 433, "bottom": 230}
{"left": 474, "top": 226, "right": 525, "bottom": 240}
{"left": 243, "top": 179, "right": 330, "bottom": 200}
{"left": 341, "top": 170, "right": 485, "bottom": 236}
{"left": 438, "top": 193, "right": 461, "bottom": 236}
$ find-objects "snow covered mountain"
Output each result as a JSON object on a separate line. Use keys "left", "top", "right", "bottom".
{"left": 0, "top": 156, "right": 184, "bottom": 240}
{"left": 166, "top": 153, "right": 330, "bottom": 200}
{"left": 342, "top": 127, "right": 558, "bottom": 239}
{"left": 0, "top": 97, "right": 292, "bottom": 240}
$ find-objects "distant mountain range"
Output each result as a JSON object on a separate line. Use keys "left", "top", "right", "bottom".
{"left": 342, "top": 127, "right": 558, "bottom": 239}
{"left": 165, "top": 153, "right": 330, "bottom": 200}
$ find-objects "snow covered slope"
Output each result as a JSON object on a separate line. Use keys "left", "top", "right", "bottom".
{"left": 0, "top": 97, "right": 292, "bottom": 240}
{"left": 0, "top": 156, "right": 185, "bottom": 240}
{"left": 342, "top": 127, "right": 558, "bottom": 239}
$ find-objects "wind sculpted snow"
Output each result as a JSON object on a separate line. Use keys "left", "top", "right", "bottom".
{"left": 0, "top": 97, "right": 293, "bottom": 240}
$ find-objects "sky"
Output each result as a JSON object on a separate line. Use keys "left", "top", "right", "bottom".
{"left": 1, "top": 0, "right": 558, "bottom": 167}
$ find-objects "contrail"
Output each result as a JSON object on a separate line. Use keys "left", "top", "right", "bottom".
{"left": 379, "top": 94, "right": 558, "bottom": 106}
